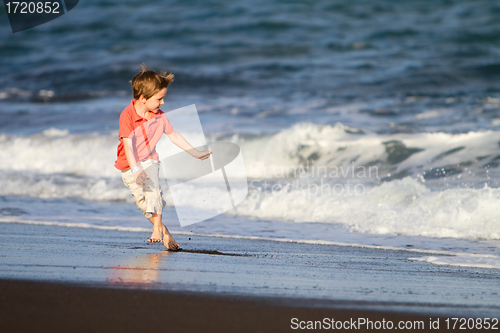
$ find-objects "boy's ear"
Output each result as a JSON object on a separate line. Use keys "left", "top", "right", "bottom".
{"left": 139, "top": 94, "right": 147, "bottom": 104}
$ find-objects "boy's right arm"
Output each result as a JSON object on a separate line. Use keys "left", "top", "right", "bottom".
{"left": 123, "top": 137, "right": 147, "bottom": 185}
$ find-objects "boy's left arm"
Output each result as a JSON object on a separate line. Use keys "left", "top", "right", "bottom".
{"left": 167, "top": 131, "right": 211, "bottom": 160}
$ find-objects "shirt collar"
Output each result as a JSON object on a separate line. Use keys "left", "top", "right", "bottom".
{"left": 128, "top": 100, "right": 144, "bottom": 122}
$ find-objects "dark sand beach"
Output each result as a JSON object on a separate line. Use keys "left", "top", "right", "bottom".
{"left": 0, "top": 279, "right": 446, "bottom": 333}
{"left": 0, "top": 222, "right": 499, "bottom": 332}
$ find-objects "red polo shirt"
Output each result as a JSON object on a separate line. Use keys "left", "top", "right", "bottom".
{"left": 114, "top": 100, "right": 174, "bottom": 170}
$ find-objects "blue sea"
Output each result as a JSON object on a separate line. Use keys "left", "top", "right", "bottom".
{"left": 1, "top": 0, "right": 500, "bottom": 268}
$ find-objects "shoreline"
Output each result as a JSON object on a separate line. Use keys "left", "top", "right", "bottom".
{"left": 2, "top": 218, "right": 499, "bottom": 270}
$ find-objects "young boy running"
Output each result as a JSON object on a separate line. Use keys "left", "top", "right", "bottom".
{"left": 115, "top": 65, "right": 211, "bottom": 250}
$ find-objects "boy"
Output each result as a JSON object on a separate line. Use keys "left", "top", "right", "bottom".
{"left": 115, "top": 65, "right": 211, "bottom": 250}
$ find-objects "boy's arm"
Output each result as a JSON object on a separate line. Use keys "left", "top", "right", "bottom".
{"left": 167, "top": 131, "right": 211, "bottom": 160}
{"left": 122, "top": 137, "right": 148, "bottom": 185}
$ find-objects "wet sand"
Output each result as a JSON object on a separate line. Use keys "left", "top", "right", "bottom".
{"left": 0, "top": 278, "right": 442, "bottom": 333}
{"left": 0, "top": 222, "right": 499, "bottom": 332}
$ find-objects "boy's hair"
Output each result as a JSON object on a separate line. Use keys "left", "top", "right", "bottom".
{"left": 131, "top": 64, "right": 174, "bottom": 100}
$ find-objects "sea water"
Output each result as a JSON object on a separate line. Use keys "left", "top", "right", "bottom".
{"left": 1, "top": 0, "right": 500, "bottom": 269}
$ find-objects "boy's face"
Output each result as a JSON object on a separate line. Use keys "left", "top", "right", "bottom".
{"left": 143, "top": 88, "right": 167, "bottom": 113}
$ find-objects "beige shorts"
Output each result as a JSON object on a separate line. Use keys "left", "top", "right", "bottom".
{"left": 122, "top": 159, "right": 166, "bottom": 219}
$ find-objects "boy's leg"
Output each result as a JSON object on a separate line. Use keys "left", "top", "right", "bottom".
{"left": 146, "top": 213, "right": 163, "bottom": 243}
{"left": 148, "top": 213, "right": 179, "bottom": 251}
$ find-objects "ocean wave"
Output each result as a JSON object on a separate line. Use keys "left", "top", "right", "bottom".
{"left": 2, "top": 0, "right": 500, "bottom": 100}
{"left": 1, "top": 123, "right": 499, "bottom": 182}
{"left": 232, "top": 177, "right": 500, "bottom": 241}
{"left": 0, "top": 130, "right": 118, "bottom": 177}
{"left": 237, "top": 122, "right": 500, "bottom": 182}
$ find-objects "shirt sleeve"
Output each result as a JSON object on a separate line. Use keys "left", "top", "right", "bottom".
{"left": 118, "top": 110, "right": 134, "bottom": 139}
{"left": 162, "top": 114, "right": 174, "bottom": 135}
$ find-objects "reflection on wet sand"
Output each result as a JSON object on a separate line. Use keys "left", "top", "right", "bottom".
{"left": 108, "top": 251, "right": 172, "bottom": 285}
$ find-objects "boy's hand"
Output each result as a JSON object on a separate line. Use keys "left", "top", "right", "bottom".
{"left": 196, "top": 150, "right": 212, "bottom": 160}
{"left": 133, "top": 170, "right": 148, "bottom": 185}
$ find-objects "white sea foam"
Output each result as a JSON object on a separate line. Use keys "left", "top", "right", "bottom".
{"left": 1, "top": 122, "right": 499, "bottom": 182}
{"left": 0, "top": 172, "right": 131, "bottom": 201}
{"left": 409, "top": 255, "right": 500, "bottom": 270}
{"left": 0, "top": 219, "right": 151, "bottom": 232}
{"left": 233, "top": 177, "right": 500, "bottom": 241}
{"left": 0, "top": 131, "right": 119, "bottom": 178}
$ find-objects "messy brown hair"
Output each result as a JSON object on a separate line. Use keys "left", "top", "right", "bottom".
{"left": 131, "top": 64, "right": 174, "bottom": 100}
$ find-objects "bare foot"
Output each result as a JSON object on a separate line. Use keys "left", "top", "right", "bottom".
{"left": 147, "top": 226, "right": 163, "bottom": 243}
{"left": 162, "top": 225, "right": 179, "bottom": 251}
